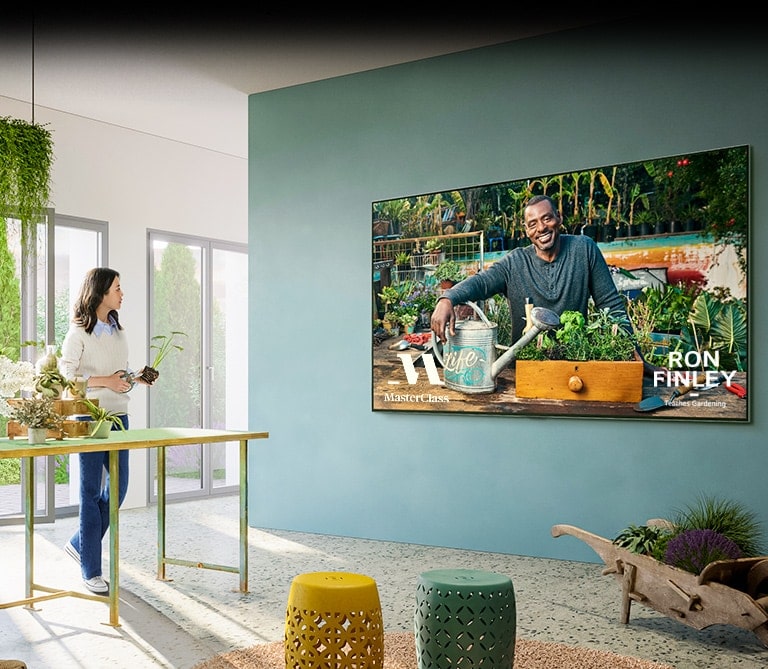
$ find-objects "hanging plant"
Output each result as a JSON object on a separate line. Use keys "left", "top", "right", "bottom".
{"left": 0, "top": 116, "right": 54, "bottom": 256}
{"left": 0, "top": 116, "right": 53, "bottom": 220}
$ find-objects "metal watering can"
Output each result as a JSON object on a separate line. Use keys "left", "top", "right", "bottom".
{"left": 433, "top": 301, "right": 561, "bottom": 394}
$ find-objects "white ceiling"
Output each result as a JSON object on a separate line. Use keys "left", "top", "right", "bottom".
{"left": 1, "top": 16, "right": 597, "bottom": 158}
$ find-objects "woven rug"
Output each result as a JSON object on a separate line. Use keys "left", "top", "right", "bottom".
{"left": 192, "top": 631, "right": 675, "bottom": 669}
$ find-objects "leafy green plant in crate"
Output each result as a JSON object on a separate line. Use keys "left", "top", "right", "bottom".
{"left": 517, "top": 308, "right": 637, "bottom": 362}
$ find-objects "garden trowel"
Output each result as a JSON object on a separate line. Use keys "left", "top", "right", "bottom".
{"left": 634, "top": 373, "right": 709, "bottom": 413}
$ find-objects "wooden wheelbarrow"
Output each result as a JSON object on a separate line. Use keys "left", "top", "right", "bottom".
{"left": 552, "top": 523, "right": 768, "bottom": 647}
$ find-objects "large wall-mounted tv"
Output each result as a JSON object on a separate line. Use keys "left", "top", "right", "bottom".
{"left": 372, "top": 145, "right": 749, "bottom": 422}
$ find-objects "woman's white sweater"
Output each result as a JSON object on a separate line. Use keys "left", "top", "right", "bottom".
{"left": 60, "top": 325, "right": 131, "bottom": 414}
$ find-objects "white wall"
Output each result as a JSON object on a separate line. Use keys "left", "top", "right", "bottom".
{"left": 0, "top": 96, "right": 248, "bottom": 507}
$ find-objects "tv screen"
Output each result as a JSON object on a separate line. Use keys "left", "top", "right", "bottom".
{"left": 372, "top": 145, "right": 749, "bottom": 422}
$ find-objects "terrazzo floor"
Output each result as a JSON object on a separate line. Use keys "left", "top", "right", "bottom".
{"left": 1, "top": 495, "right": 766, "bottom": 669}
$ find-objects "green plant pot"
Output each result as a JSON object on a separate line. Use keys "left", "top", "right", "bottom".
{"left": 89, "top": 422, "right": 112, "bottom": 439}
{"left": 27, "top": 427, "right": 48, "bottom": 444}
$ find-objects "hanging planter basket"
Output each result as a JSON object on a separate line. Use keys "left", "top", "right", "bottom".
{"left": 0, "top": 116, "right": 54, "bottom": 258}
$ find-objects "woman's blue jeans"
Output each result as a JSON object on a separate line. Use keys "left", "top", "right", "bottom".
{"left": 68, "top": 415, "right": 129, "bottom": 580}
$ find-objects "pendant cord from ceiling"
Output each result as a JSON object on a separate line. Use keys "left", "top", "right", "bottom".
{"left": 31, "top": 17, "right": 35, "bottom": 124}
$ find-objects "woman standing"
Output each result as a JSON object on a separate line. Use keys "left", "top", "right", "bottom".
{"left": 59, "top": 267, "right": 155, "bottom": 594}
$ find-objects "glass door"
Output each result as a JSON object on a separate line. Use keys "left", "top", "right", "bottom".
{"left": 148, "top": 231, "right": 247, "bottom": 500}
{"left": 1, "top": 213, "right": 55, "bottom": 523}
{"left": 51, "top": 216, "right": 107, "bottom": 515}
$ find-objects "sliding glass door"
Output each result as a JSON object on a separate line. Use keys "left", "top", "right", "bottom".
{"left": 148, "top": 231, "right": 247, "bottom": 500}
{"left": 1, "top": 213, "right": 105, "bottom": 524}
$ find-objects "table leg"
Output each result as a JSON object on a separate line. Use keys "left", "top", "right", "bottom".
{"left": 157, "top": 445, "right": 167, "bottom": 581}
{"left": 107, "top": 449, "right": 120, "bottom": 626}
{"left": 239, "top": 438, "right": 248, "bottom": 593}
{"left": 24, "top": 456, "right": 34, "bottom": 602}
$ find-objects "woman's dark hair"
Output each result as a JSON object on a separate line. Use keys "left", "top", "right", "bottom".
{"left": 72, "top": 267, "right": 123, "bottom": 334}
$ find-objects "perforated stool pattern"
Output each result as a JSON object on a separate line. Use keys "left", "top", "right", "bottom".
{"left": 285, "top": 571, "right": 384, "bottom": 669}
{"left": 414, "top": 568, "right": 516, "bottom": 668}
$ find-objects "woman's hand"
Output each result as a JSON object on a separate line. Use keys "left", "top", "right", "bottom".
{"left": 96, "top": 371, "right": 134, "bottom": 393}
{"left": 136, "top": 366, "right": 159, "bottom": 384}
{"left": 128, "top": 367, "right": 159, "bottom": 386}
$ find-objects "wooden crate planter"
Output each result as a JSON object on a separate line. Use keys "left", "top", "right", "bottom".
{"left": 515, "top": 360, "right": 643, "bottom": 402}
{"left": 5, "top": 398, "right": 97, "bottom": 440}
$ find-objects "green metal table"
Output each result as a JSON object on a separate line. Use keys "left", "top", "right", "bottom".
{"left": 0, "top": 427, "right": 269, "bottom": 626}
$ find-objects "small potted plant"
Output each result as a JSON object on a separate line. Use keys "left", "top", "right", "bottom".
{"left": 7, "top": 397, "right": 62, "bottom": 444}
{"left": 82, "top": 398, "right": 127, "bottom": 438}
{"left": 424, "top": 238, "right": 444, "bottom": 265}
{"left": 398, "top": 310, "right": 418, "bottom": 334}
{"left": 382, "top": 311, "right": 400, "bottom": 336}
{"left": 394, "top": 251, "right": 411, "bottom": 272}
{"left": 433, "top": 260, "right": 465, "bottom": 289}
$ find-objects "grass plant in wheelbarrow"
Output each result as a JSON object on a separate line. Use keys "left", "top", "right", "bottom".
{"left": 613, "top": 494, "right": 766, "bottom": 571}
{"left": 118, "top": 331, "right": 186, "bottom": 389}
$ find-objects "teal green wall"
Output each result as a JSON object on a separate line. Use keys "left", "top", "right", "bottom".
{"left": 248, "top": 20, "right": 766, "bottom": 562}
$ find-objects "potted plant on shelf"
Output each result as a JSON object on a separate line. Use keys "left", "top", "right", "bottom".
{"left": 6, "top": 397, "right": 62, "bottom": 444}
{"left": 81, "top": 398, "right": 126, "bottom": 438}
{"left": 433, "top": 260, "right": 465, "bottom": 289}
{"left": 398, "top": 310, "right": 418, "bottom": 334}
{"left": 382, "top": 311, "right": 400, "bottom": 336}
{"left": 31, "top": 344, "right": 74, "bottom": 399}
{"left": 394, "top": 251, "right": 411, "bottom": 273}
{"left": 423, "top": 238, "right": 444, "bottom": 265}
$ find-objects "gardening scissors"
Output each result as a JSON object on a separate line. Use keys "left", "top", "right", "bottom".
{"left": 724, "top": 381, "right": 747, "bottom": 398}
{"left": 699, "top": 373, "right": 747, "bottom": 399}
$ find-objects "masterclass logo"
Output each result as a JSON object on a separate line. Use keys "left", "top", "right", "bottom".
{"left": 388, "top": 352, "right": 444, "bottom": 386}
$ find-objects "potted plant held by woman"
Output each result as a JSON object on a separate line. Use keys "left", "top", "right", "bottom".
{"left": 118, "top": 331, "right": 187, "bottom": 388}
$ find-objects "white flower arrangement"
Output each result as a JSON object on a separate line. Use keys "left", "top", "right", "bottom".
{"left": 0, "top": 354, "right": 36, "bottom": 418}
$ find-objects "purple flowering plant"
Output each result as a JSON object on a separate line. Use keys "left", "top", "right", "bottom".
{"left": 663, "top": 529, "right": 742, "bottom": 574}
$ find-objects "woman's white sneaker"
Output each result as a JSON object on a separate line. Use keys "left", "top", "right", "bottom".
{"left": 64, "top": 541, "right": 81, "bottom": 564}
{"left": 83, "top": 576, "right": 109, "bottom": 594}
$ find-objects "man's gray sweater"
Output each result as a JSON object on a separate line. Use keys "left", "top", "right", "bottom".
{"left": 442, "top": 235, "right": 627, "bottom": 343}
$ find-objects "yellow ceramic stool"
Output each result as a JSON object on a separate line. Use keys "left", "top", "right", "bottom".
{"left": 285, "top": 571, "right": 384, "bottom": 669}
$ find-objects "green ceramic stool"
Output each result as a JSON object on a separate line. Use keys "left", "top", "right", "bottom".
{"left": 414, "top": 568, "right": 516, "bottom": 668}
